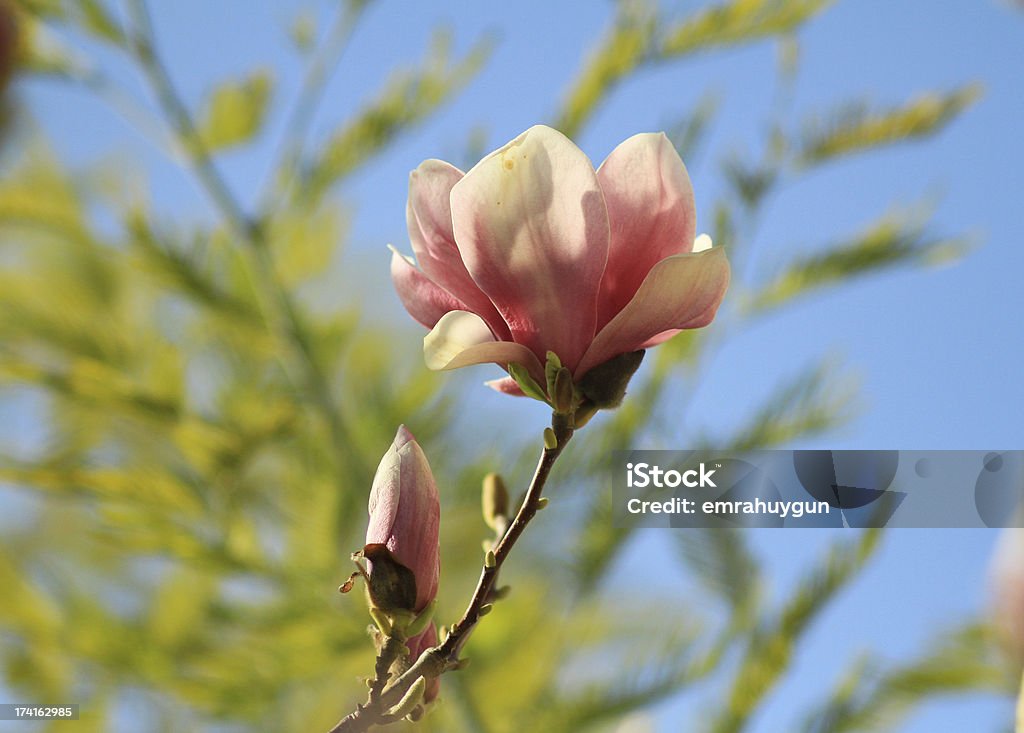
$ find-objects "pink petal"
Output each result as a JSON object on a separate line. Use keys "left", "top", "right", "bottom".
{"left": 393, "top": 424, "right": 416, "bottom": 449}
{"left": 638, "top": 329, "right": 682, "bottom": 349}
{"left": 484, "top": 376, "right": 526, "bottom": 396}
{"left": 394, "top": 438, "right": 440, "bottom": 610}
{"left": 407, "top": 160, "right": 510, "bottom": 339}
{"left": 595, "top": 132, "right": 696, "bottom": 330}
{"left": 450, "top": 125, "right": 609, "bottom": 371}
{"left": 391, "top": 249, "right": 468, "bottom": 329}
{"left": 424, "top": 310, "right": 545, "bottom": 384}
{"left": 575, "top": 247, "right": 730, "bottom": 378}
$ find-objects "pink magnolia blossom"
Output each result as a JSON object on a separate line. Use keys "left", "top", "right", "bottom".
{"left": 366, "top": 425, "right": 440, "bottom": 614}
{"left": 992, "top": 528, "right": 1024, "bottom": 656}
{"left": 391, "top": 125, "right": 730, "bottom": 394}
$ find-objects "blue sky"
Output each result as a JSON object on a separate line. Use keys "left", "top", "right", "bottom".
{"left": 9, "top": 0, "right": 1024, "bottom": 731}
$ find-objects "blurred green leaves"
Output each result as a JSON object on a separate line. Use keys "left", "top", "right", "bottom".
{"left": 707, "top": 529, "right": 881, "bottom": 733}
{"left": 557, "top": 0, "right": 835, "bottom": 137}
{"left": 74, "top": 0, "right": 126, "bottom": 46}
{"left": 748, "top": 212, "right": 970, "bottom": 313}
{"left": 301, "top": 31, "right": 492, "bottom": 201}
{"left": 198, "top": 71, "right": 274, "bottom": 151}
{"left": 676, "top": 528, "right": 761, "bottom": 620}
{"left": 801, "top": 624, "right": 1017, "bottom": 733}
{"left": 660, "top": 0, "right": 834, "bottom": 57}
{"left": 796, "top": 85, "right": 982, "bottom": 167}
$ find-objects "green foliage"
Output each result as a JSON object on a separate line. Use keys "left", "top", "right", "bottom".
{"left": 660, "top": 0, "right": 834, "bottom": 58}
{"left": 707, "top": 529, "right": 882, "bottom": 733}
{"left": 557, "top": 0, "right": 834, "bottom": 136}
{"left": 675, "top": 528, "right": 761, "bottom": 619}
{"left": 723, "top": 359, "right": 853, "bottom": 450}
{"left": 800, "top": 624, "right": 1018, "bottom": 733}
{"left": 556, "top": 0, "right": 656, "bottom": 137}
{"left": 0, "top": 2, "right": 1014, "bottom": 733}
{"left": 289, "top": 9, "right": 317, "bottom": 54}
{"left": 748, "top": 212, "right": 970, "bottom": 313}
{"left": 74, "top": 0, "right": 125, "bottom": 46}
{"left": 797, "top": 85, "right": 982, "bottom": 166}
{"left": 198, "top": 71, "right": 274, "bottom": 151}
{"left": 301, "top": 31, "right": 492, "bottom": 201}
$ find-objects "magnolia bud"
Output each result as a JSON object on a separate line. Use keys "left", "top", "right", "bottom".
{"left": 482, "top": 472, "right": 509, "bottom": 532}
{"left": 365, "top": 426, "right": 440, "bottom": 614}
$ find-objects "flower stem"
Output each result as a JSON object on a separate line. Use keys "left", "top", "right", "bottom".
{"left": 369, "top": 635, "right": 406, "bottom": 703}
{"left": 441, "top": 414, "right": 573, "bottom": 659}
{"left": 328, "top": 415, "right": 575, "bottom": 732}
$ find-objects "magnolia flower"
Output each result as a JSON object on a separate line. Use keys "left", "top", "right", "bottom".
{"left": 991, "top": 527, "right": 1024, "bottom": 657}
{"left": 391, "top": 125, "right": 730, "bottom": 396}
{"left": 365, "top": 425, "right": 440, "bottom": 616}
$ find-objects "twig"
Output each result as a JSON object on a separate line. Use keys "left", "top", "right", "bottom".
{"left": 369, "top": 635, "right": 406, "bottom": 703}
{"left": 125, "top": 0, "right": 252, "bottom": 236}
{"left": 327, "top": 415, "right": 575, "bottom": 732}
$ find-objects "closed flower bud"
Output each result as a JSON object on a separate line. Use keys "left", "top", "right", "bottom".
{"left": 365, "top": 425, "right": 440, "bottom": 615}
{"left": 482, "top": 472, "right": 509, "bottom": 532}
{"left": 553, "top": 366, "right": 576, "bottom": 414}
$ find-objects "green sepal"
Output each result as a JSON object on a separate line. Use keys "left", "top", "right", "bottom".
{"left": 508, "top": 362, "right": 550, "bottom": 403}
{"left": 404, "top": 599, "right": 436, "bottom": 640}
{"left": 370, "top": 607, "right": 393, "bottom": 636}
